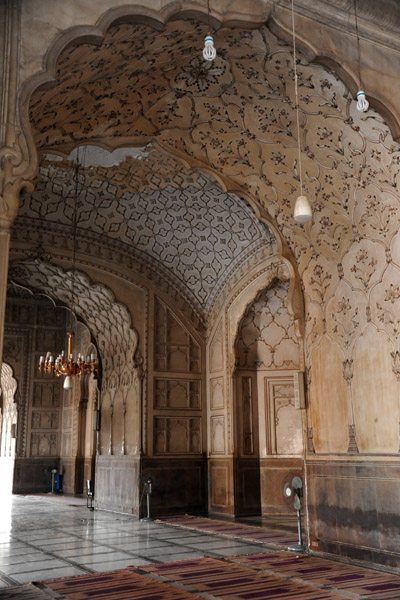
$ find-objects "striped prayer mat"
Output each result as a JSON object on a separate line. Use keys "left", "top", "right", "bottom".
{"left": 232, "top": 552, "right": 400, "bottom": 599}
{"left": 141, "top": 556, "right": 348, "bottom": 599}
{"left": 43, "top": 569, "right": 204, "bottom": 600}
{"left": 0, "top": 584, "right": 54, "bottom": 599}
{"left": 158, "top": 515, "right": 297, "bottom": 548}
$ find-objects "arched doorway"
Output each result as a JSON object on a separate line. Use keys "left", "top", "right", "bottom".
{"left": 75, "top": 358, "right": 99, "bottom": 495}
{"left": 234, "top": 278, "right": 305, "bottom": 518}
{"left": 3, "top": 281, "right": 102, "bottom": 497}
{"left": 0, "top": 362, "right": 18, "bottom": 493}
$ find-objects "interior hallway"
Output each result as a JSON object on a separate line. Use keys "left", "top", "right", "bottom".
{"left": 1, "top": 495, "right": 400, "bottom": 599}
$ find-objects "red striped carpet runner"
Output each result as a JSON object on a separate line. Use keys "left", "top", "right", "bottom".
{"left": 142, "top": 556, "right": 348, "bottom": 599}
{"left": 41, "top": 553, "right": 400, "bottom": 599}
{"left": 231, "top": 552, "right": 400, "bottom": 599}
{"left": 157, "top": 515, "right": 297, "bottom": 548}
{"left": 44, "top": 569, "right": 203, "bottom": 600}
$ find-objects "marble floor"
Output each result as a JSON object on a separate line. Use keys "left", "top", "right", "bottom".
{"left": 0, "top": 494, "right": 276, "bottom": 588}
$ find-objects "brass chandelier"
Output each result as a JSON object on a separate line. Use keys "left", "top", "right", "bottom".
{"left": 39, "top": 333, "right": 99, "bottom": 390}
{"left": 38, "top": 149, "right": 99, "bottom": 389}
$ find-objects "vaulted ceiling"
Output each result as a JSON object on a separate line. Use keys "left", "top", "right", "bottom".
{"left": 17, "top": 146, "right": 275, "bottom": 317}
{"left": 17, "top": 13, "right": 400, "bottom": 337}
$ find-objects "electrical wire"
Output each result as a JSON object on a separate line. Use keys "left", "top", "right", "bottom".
{"left": 354, "top": 0, "right": 362, "bottom": 88}
{"left": 291, "top": 0, "right": 304, "bottom": 197}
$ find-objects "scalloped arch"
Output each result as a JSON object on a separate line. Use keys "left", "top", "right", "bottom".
{"left": 268, "top": 17, "right": 400, "bottom": 144}
{"left": 8, "top": 259, "right": 139, "bottom": 385}
{"left": 226, "top": 259, "right": 293, "bottom": 372}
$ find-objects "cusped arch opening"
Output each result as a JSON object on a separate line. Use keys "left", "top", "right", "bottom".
{"left": 8, "top": 259, "right": 140, "bottom": 388}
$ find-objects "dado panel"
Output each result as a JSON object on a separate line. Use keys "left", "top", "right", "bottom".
{"left": 307, "top": 460, "right": 400, "bottom": 568}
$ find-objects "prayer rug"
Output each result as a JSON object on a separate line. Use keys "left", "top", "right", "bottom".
{"left": 157, "top": 515, "right": 297, "bottom": 548}
{"left": 232, "top": 552, "right": 400, "bottom": 599}
{"left": 141, "top": 556, "right": 348, "bottom": 599}
{"left": 0, "top": 584, "right": 55, "bottom": 600}
{"left": 43, "top": 569, "right": 203, "bottom": 600}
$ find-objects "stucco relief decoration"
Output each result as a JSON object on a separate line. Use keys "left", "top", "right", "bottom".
{"left": 236, "top": 279, "right": 300, "bottom": 370}
{"left": 0, "top": 363, "right": 18, "bottom": 458}
{"left": 26, "top": 16, "right": 400, "bottom": 452}
{"left": 8, "top": 260, "right": 138, "bottom": 390}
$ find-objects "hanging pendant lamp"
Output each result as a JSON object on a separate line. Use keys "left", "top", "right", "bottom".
{"left": 353, "top": 0, "right": 368, "bottom": 112}
{"left": 291, "top": 0, "right": 312, "bottom": 223}
{"left": 294, "top": 195, "right": 312, "bottom": 223}
{"left": 203, "top": 0, "right": 216, "bottom": 61}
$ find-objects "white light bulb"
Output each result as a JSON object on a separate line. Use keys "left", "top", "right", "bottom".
{"left": 356, "top": 90, "right": 369, "bottom": 112}
{"left": 203, "top": 35, "right": 216, "bottom": 61}
{"left": 294, "top": 195, "right": 312, "bottom": 223}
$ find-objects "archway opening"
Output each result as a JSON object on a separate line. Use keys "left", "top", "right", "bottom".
{"left": 0, "top": 361, "right": 18, "bottom": 495}
{"left": 3, "top": 281, "right": 99, "bottom": 497}
{"left": 234, "top": 278, "right": 305, "bottom": 525}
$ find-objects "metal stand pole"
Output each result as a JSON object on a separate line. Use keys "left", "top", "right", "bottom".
{"left": 50, "top": 469, "right": 57, "bottom": 494}
{"left": 140, "top": 478, "right": 154, "bottom": 522}
{"left": 288, "top": 508, "right": 306, "bottom": 553}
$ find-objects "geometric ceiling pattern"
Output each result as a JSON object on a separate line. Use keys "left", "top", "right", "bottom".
{"left": 18, "top": 147, "right": 276, "bottom": 315}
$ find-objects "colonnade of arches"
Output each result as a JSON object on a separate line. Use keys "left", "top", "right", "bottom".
{"left": 1, "top": 0, "right": 400, "bottom": 568}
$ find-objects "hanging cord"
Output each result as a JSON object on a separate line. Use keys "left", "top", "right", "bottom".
{"left": 207, "top": 0, "right": 211, "bottom": 33}
{"left": 71, "top": 148, "right": 80, "bottom": 319}
{"left": 71, "top": 146, "right": 87, "bottom": 320}
{"left": 354, "top": 0, "right": 362, "bottom": 88}
{"left": 291, "top": 0, "right": 303, "bottom": 197}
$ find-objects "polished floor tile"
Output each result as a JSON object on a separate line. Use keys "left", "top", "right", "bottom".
{"left": 55, "top": 546, "right": 115, "bottom": 558}
{"left": 147, "top": 550, "right": 209, "bottom": 562}
{"left": 0, "top": 494, "right": 272, "bottom": 587}
{"left": 11, "top": 566, "right": 88, "bottom": 585}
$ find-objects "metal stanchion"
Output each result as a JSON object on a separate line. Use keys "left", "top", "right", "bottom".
{"left": 140, "top": 478, "right": 154, "bottom": 522}
{"left": 50, "top": 468, "right": 57, "bottom": 494}
{"left": 86, "top": 480, "right": 94, "bottom": 511}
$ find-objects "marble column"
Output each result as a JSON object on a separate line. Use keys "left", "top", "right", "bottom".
{"left": 0, "top": 0, "right": 37, "bottom": 371}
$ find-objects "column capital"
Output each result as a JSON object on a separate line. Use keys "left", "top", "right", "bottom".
{"left": 0, "top": 166, "right": 34, "bottom": 231}
{"left": 0, "top": 0, "right": 37, "bottom": 231}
